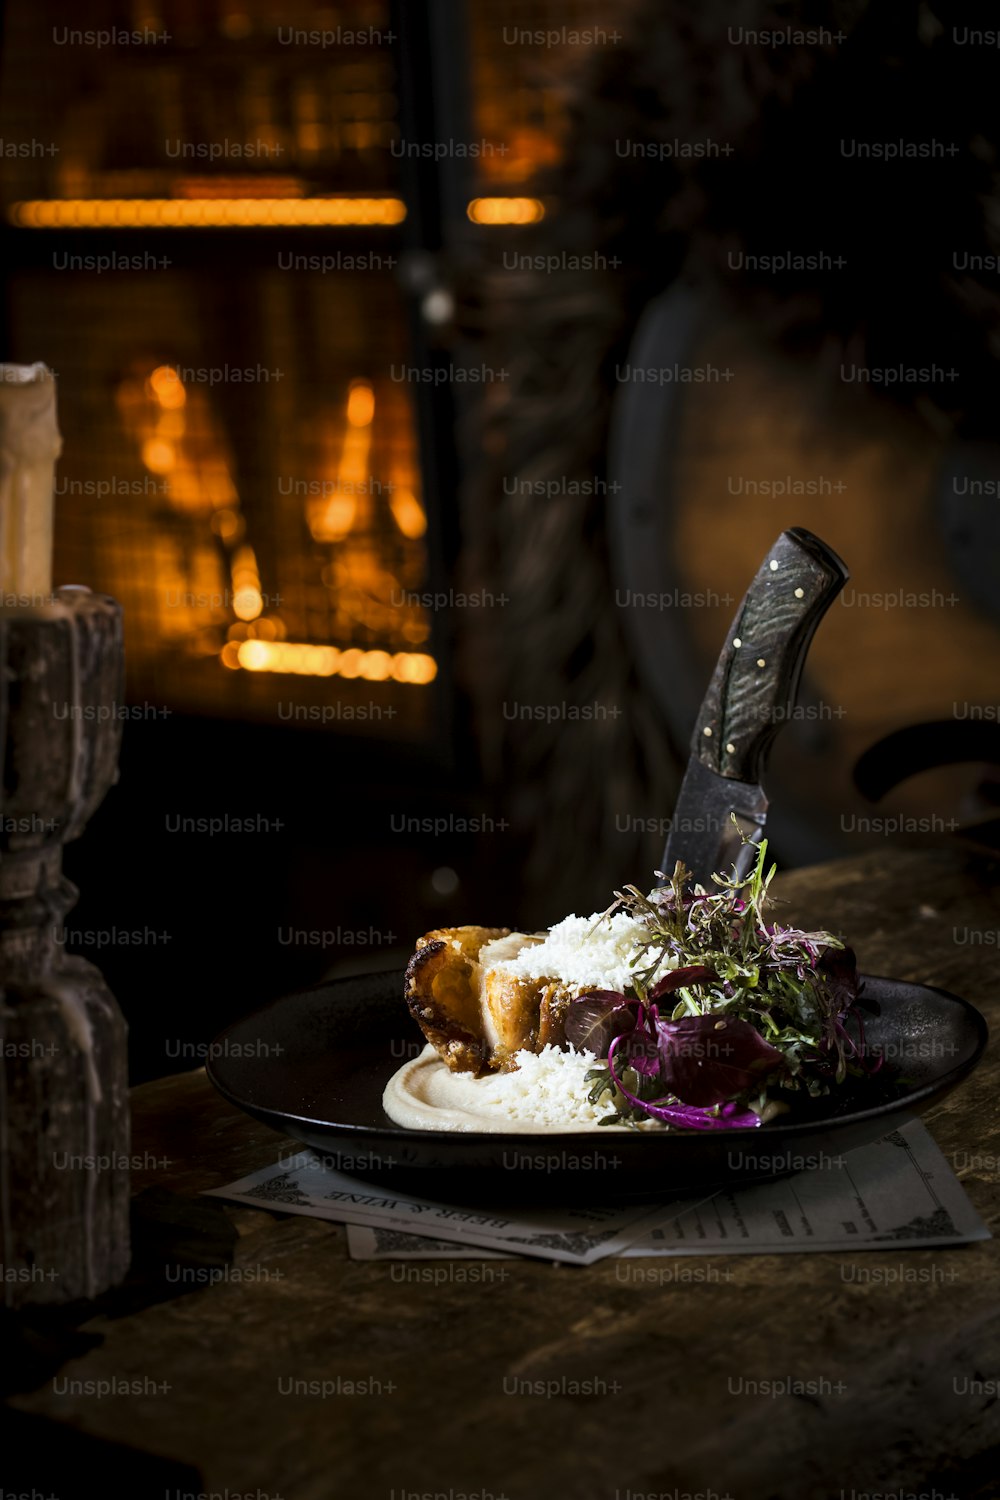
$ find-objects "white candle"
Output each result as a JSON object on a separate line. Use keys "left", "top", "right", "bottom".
{"left": 0, "top": 363, "right": 61, "bottom": 602}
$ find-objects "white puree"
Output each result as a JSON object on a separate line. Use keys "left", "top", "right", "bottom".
{"left": 382, "top": 1042, "right": 641, "bottom": 1134}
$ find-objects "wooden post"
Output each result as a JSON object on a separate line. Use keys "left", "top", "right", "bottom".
{"left": 0, "top": 587, "right": 130, "bottom": 1306}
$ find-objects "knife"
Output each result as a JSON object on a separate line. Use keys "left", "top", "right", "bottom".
{"left": 661, "top": 528, "right": 849, "bottom": 886}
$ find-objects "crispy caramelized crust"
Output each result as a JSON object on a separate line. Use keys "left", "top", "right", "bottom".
{"left": 404, "top": 924, "right": 582, "bottom": 1076}
{"left": 417, "top": 926, "right": 508, "bottom": 961}
{"left": 404, "top": 926, "right": 509, "bottom": 1076}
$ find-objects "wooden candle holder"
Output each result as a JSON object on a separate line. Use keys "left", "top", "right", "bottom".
{"left": 0, "top": 587, "right": 130, "bottom": 1306}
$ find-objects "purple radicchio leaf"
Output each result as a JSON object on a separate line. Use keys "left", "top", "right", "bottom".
{"left": 611, "top": 1010, "right": 660, "bottom": 1077}
{"left": 648, "top": 1100, "right": 763, "bottom": 1130}
{"left": 647, "top": 965, "right": 720, "bottom": 1003}
{"left": 650, "top": 1013, "right": 785, "bottom": 1108}
{"left": 607, "top": 1032, "right": 762, "bottom": 1130}
{"left": 563, "top": 990, "right": 638, "bottom": 1057}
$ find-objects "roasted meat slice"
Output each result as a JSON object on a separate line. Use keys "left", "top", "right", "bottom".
{"left": 404, "top": 926, "right": 506, "bottom": 1076}
{"left": 537, "top": 983, "right": 573, "bottom": 1051}
{"left": 404, "top": 925, "right": 557, "bottom": 1075}
{"left": 482, "top": 969, "right": 544, "bottom": 1069}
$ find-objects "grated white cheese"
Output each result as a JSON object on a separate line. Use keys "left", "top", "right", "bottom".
{"left": 465, "top": 1044, "right": 613, "bottom": 1126}
{"left": 490, "top": 911, "right": 675, "bottom": 994}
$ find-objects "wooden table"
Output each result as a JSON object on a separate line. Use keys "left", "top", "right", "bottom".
{"left": 4, "top": 844, "right": 1000, "bottom": 1500}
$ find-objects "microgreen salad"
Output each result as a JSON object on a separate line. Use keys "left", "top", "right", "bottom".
{"left": 566, "top": 839, "right": 878, "bottom": 1130}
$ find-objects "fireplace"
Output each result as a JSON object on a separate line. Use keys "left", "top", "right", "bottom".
{"left": 0, "top": 0, "right": 614, "bottom": 1078}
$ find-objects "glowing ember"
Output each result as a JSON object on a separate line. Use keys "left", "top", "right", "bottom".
{"left": 10, "top": 197, "right": 408, "bottom": 229}
{"left": 227, "top": 640, "right": 436, "bottom": 683}
{"left": 467, "top": 196, "right": 545, "bottom": 224}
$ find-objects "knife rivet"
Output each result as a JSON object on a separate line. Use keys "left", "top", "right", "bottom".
{"left": 756, "top": 657, "right": 766, "bottom": 668}
{"left": 732, "top": 636, "right": 742, "bottom": 648}
{"left": 769, "top": 560, "right": 779, "bottom": 572}
{"left": 726, "top": 742, "right": 736, "bottom": 754}
{"left": 794, "top": 586, "right": 805, "bottom": 599}
{"left": 703, "top": 726, "right": 713, "bottom": 737}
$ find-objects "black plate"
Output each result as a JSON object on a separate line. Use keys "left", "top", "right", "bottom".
{"left": 206, "top": 970, "right": 988, "bottom": 1200}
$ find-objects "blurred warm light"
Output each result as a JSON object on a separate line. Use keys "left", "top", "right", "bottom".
{"left": 389, "top": 488, "right": 427, "bottom": 540}
{"left": 115, "top": 355, "right": 433, "bottom": 689}
{"left": 402, "top": 618, "right": 431, "bottom": 644}
{"left": 230, "top": 546, "right": 263, "bottom": 621}
{"left": 467, "top": 197, "right": 545, "bottom": 225}
{"left": 211, "top": 508, "right": 242, "bottom": 541}
{"left": 148, "top": 365, "right": 186, "bottom": 409}
{"left": 393, "top": 651, "right": 438, "bottom": 685}
{"left": 157, "top": 408, "right": 186, "bottom": 439}
{"left": 315, "top": 496, "right": 356, "bottom": 542}
{"left": 233, "top": 588, "right": 263, "bottom": 621}
{"left": 228, "top": 640, "right": 436, "bottom": 683}
{"left": 346, "top": 381, "right": 375, "bottom": 428}
{"left": 337, "top": 648, "right": 363, "bottom": 679}
{"left": 360, "top": 650, "right": 392, "bottom": 681}
{"left": 10, "top": 197, "right": 407, "bottom": 228}
{"left": 309, "top": 380, "right": 375, "bottom": 542}
{"left": 142, "top": 438, "right": 176, "bottom": 473}
{"left": 339, "top": 428, "right": 371, "bottom": 488}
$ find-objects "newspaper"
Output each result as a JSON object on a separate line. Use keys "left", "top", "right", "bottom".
{"left": 205, "top": 1118, "right": 988, "bottom": 1263}
{"left": 204, "top": 1151, "right": 684, "bottom": 1265}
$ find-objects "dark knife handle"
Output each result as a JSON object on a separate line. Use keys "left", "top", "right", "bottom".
{"left": 693, "top": 528, "right": 849, "bottom": 782}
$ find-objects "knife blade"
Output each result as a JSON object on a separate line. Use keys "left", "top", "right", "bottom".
{"left": 661, "top": 527, "right": 849, "bottom": 886}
